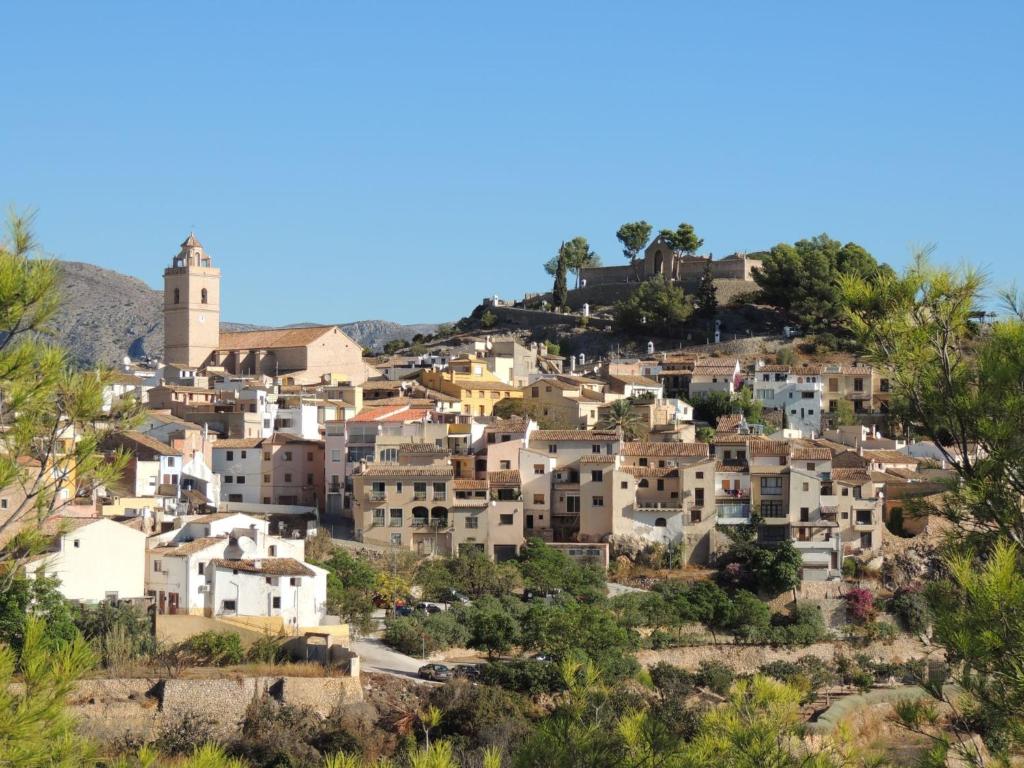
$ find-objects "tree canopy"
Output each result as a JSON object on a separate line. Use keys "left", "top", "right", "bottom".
{"left": 658, "top": 222, "right": 703, "bottom": 255}
{"left": 752, "top": 233, "right": 888, "bottom": 329}
{"left": 545, "top": 237, "right": 600, "bottom": 290}
{"left": 613, "top": 276, "right": 693, "bottom": 337}
{"left": 615, "top": 221, "right": 652, "bottom": 263}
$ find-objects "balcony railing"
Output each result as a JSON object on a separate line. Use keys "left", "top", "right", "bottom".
{"left": 635, "top": 501, "right": 686, "bottom": 513}
{"left": 413, "top": 492, "right": 428, "bottom": 501}
{"left": 716, "top": 503, "right": 751, "bottom": 523}
{"left": 367, "top": 491, "right": 386, "bottom": 502}
{"left": 432, "top": 491, "right": 447, "bottom": 501}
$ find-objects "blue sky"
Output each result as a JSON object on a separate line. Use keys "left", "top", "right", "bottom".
{"left": 5, "top": 1, "right": 1022, "bottom": 325}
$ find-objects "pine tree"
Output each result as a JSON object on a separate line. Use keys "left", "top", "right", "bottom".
{"left": 552, "top": 242, "right": 569, "bottom": 309}
{"left": 695, "top": 261, "right": 718, "bottom": 319}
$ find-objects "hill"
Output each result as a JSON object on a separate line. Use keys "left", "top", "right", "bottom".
{"left": 51, "top": 261, "right": 438, "bottom": 366}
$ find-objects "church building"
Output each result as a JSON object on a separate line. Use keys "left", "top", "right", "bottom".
{"left": 162, "top": 235, "right": 372, "bottom": 385}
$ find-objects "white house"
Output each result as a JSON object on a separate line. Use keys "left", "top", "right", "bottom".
{"left": 751, "top": 362, "right": 825, "bottom": 438}
{"left": 205, "top": 557, "right": 328, "bottom": 629}
{"left": 688, "top": 360, "right": 741, "bottom": 398}
{"left": 24, "top": 517, "right": 147, "bottom": 602}
{"left": 146, "top": 512, "right": 306, "bottom": 615}
{"left": 212, "top": 439, "right": 264, "bottom": 504}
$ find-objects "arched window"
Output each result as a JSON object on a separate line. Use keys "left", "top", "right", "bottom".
{"left": 173, "top": 288, "right": 180, "bottom": 305}
{"left": 654, "top": 517, "right": 667, "bottom": 527}
{"left": 639, "top": 479, "right": 649, "bottom": 488}
{"left": 201, "top": 288, "right": 208, "bottom": 304}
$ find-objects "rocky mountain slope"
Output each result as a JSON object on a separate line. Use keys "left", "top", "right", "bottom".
{"left": 51, "top": 261, "right": 437, "bottom": 366}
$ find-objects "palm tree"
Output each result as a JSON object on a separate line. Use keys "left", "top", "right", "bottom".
{"left": 600, "top": 398, "right": 643, "bottom": 440}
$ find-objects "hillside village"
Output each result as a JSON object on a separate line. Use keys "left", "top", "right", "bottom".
{"left": 0, "top": 229, "right": 993, "bottom": 765}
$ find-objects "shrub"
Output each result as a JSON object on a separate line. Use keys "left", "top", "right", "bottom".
{"left": 649, "top": 662, "right": 696, "bottom": 699}
{"left": 481, "top": 310, "right": 498, "bottom": 329}
{"left": 844, "top": 588, "right": 876, "bottom": 624}
{"left": 246, "top": 632, "right": 288, "bottom": 664}
{"left": 479, "top": 660, "right": 565, "bottom": 695}
{"left": 383, "top": 611, "right": 471, "bottom": 657}
{"left": 858, "top": 620, "right": 897, "bottom": 645}
{"left": 695, "top": 660, "right": 734, "bottom": 695}
{"left": 759, "top": 655, "right": 835, "bottom": 700}
{"left": 154, "top": 710, "right": 217, "bottom": 756}
{"left": 233, "top": 696, "right": 323, "bottom": 768}
{"left": 841, "top": 557, "right": 858, "bottom": 578}
{"left": 182, "top": 630, "right": 244, "bottom": 666}
{"left": 888, "top": 587, "right": 930, "bottom": 634}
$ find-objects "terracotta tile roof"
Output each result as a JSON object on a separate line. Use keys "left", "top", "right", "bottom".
{"left": 154, "top": 536, "right": 227, "bottom": 556}
{"left": 485, "top": 417, "right": 530, "bottom": 434}
{"left": 453, "top": 479, "right": 488, "bottom": 490}
{"left": 884, "top": 467, "right": 923, "bottom": 480}
{"left": 121, "top": 431, "right": 182, "bottom": 457}
{"left": 692, "top": 361, "right": 739, "bottom": 376}
{"left": 398, "top": 443, "right": 449, "bottom": 455}
{"left": 610, "top": 374, "right": 663, "bottom": 388}
{"left": 360, "top": 380, "right": 405, "bottom": 392}
{"left": 488, "top": 470, "right": 521, "bottom": 486}
{"left": 39, "top": 516, "right": 103, "bottom": 535}
{"left": 621, "top": 442, "right": 710, "bottom": 458}
{"left": 862, "top": 450, "right": 920, "bottom": 465}
{"left": 831, "top": 468, "right": 872, "bottom": 485}
{"left": 713, "top": 434, "right": 753, "bottom": 445}
{"left": 716, "top": 462, "right": 749, "bottom": 472}
{"left": 263, "top": 433, "right": 322, "bottom": 447}
{"left": 750, "top": 440, "right": 790, "bottom": 458}
{"left": 756, "top": 364, "right": 791, "bottom": 374}
{"left": 531, "top": 378, "right": 578, "bottom": 391}
{"left": 455, "top": 381, "right": 517, "bottom": 391}
{"left": 532, "top": 430, "right": 619, "bottom": 442}
{"left": 844, "top": 366, "right": 874, "bottom": 375}
{"left": 557, "top": 375, "right": 603, "bottom": 386}
{"left": 715, "top": 414, "right": 743, "bottom": 433}
{"left": 832, "top": 451, "right": 870, "bottom": 469}
{"left": 208, "top": 557, "right": 314, "bottom": 577}
{"left": 361, "top": 464, "right": 454, "bottom": 479}
{"left": 214, "top": 438, "right": 264, "bottom": 449}
{"left": 218, "top": 326, "right": 337, "bottom": 350}
{"left": 622, "top": 466, "right": 677, "bottom": 479}
{"left": 415, "top": 388, "right": 460, "bottom": 403}
{"left": 350, "top": 407, "right": 432, "bottom": 423}
{"left": 579, "top": 455, "right": 616, "bottom": 464}
{"left": 792, "top": 445, "right": 832, "bottom": 461}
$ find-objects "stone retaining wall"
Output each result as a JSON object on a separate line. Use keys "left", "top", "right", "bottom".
{"left": 68, "top": 674, "right": 362, "bottom": 745}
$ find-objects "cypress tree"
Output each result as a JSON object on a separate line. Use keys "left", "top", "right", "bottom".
{"left": 553, "top": 242, "right": 569, "bottom": 309}
{"left": 696, "top": 260, "right": 718, "bottom": 319}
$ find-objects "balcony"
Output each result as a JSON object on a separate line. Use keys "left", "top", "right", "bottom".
{"left": 367, "top": 491, "right": 386, "bottom": 502}
{"left": 413, "top": 492, "right": 428, "bottom": 501}
{"left": 854, "top": 512, "right": 876, "bottom": 529}
{"left": 635, "top": 501, "right": 686, "bottom": 514}
{"left": 432, "top": 492, "right": 447, "bottom": 502}
{"left": 328, "top": 483, "right": 341, "bottom": 494}
{"left": 716, "top": 503, "right": 751, "bottom": 524}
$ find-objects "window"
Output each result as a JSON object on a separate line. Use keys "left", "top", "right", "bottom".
{"left": 638, "top": 457, "right": 648, "bottom": 467}
{"left": 548, "top": 444, "right": 557, "bottom": 454}
{"left": 201, "top": 288, "right": 208, "bottom": 304}
{"left": 173, "top": 288, "right": 180, "bottom": 304}
{"left": 806, "top": 462, "right": 815, "bottom": 470}
{"left": 263, "top": 474, "right": 270, "bottom": 483}
{"left": 289, "top": 577, "right": 300, "bottom": 586}
{"left": 307, "top": 452, "right": 314, "bottom": 461}
{"left": 696, "top": 471, "right": 704, "bottom": 479}
{"left": 225, "top": 476, "right": 234, "bottom": 484}
{"left": 592, "top": 496, "right": 604, "bottom": 507}
{"left": 591, "top": 444, "right": 601, "bottom": 454}
{"left": 802, "top": 482, "right": 809, "bottom": 491}
{"left": 639, "top": 479, "right": 649, "bottom": 488}
{"left": 465, "top": 516, "right": 479, "bottom": 529}
{"left": 533, "top": 493, "right": 545, "bottom": 504}
{"left": 499, "top": 513, "right": 514, "bottom": 525}
{"left": 198, "top": 562, "right": 204, "bottom": 575}
{"left": 272, "top": 596, "right": 281, "bottom": 609}
{"left": 167, "top": 457, "right": 176, "bottom": 467}
{"left": 854, "top": 378, "right": 865, "bottom": 392}
{"left": 373, "top": 509, "right": 385, "bottom": 526}
{"left": 760, "top": 500, "right": 785, "bottom": 517}
{"left": 842, "top": 487, "right": 850, "bottom": 497}
{"left": 380, "top": 447, "right": 398, "bottom": 462}
{"left": 531, "top": 387, "right": 539, "bottom": 397}
{"left": 533, "top": 464, "right": 545, "bottom": 475}
{"left": 306, "top": 473, "right": 314, "bottom": 485}
{"left": 694, "top": 488, "right": 704, "bottom": 506}
{"left": 153, "top": 560, "right": 162, "bottom": 572}
{"left": 691, "top": 508, "right": 702, "bottom": 523}
{"left": 284, "top": 473, "right": 292, "bottom": 482}
{"left": 73, "top": 539, "right": 80, "bottom": 548}
{"left": 283, "top": 451, "right": 293, "bottom": 461}
{"left": 241, "top": 450, "right": 247, "bottom": 459}
{"left": 226, "top": 450, "right": 234, "bottom": 461}
{"left": 222, "top": 599, "right": 236, "bottom": 612}
{"left": 760, "top": 476, "right": 783, "bottom": 494}
{"left": 389, "top": 508, "right": 403, "bottom": 527}
{"left": 654, "top": 517, "right": 667, "bottom": 527}
{"left": 390, "top": 533, "right": 402, "bottom": 546}
{"left": 591, "top": 470, "right": 603, "bottom": 482}
{"left": 621, "top": 481, "right": 628, "bottom": 489}
{"left": 800, "top": 507, "right": 810, "bottom": 522}
{"left": 500, "top": 460, "right": 511, "bottom": 470}
{"left": 0, "top": 499, "right": 6, "bottom": 510}
{"left": 236, "top": 476, "right": 245, "bottom": 484}
{"left": 263, "top": 452, "right": 271, "bottom": 460}
{"left": 656, "top": 479, "right": 664, "bottom": 491}
{"left": 331, "top": 449, "right": 342, "bottom": 462}
{"left": 268, "top": 545, "right": 277, "bottom": 556}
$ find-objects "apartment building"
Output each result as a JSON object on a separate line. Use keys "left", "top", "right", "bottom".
{"left": 820, "top": 364, "right": 892, "bottom": 415}
{"left": 518, "top": 378, "right": 605, "bottom": 428}
{"left": 212, "top": 438, "right": 264, "bottom": 504}
{"left": 751, "top": 361, "right": 825, "bottom": 437}
{"left": 688, "top": 359, "right": 741, "bottom": 398}
{"left": 419, "top": 355, "right": 522, "bottom": 416}
{"left": 354, "top": 461, "right": 456, "bottom": 555}
{"left": 261, "top": 433, "right": 325, "bottom": 509}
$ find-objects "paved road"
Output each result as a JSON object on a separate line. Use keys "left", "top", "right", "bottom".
{"left": 352, "top": 636, "right": 430, "bottom": 680}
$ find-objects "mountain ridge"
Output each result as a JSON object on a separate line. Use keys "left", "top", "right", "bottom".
{"left": 51, "top": 261, "right": 438, "bottom": 366}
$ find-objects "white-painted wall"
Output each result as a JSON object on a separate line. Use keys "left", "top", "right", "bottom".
{"left": 25, "top": 519, "right": 146, "bottom": 601}
{"left": 207, "top": 562, "right": 327, "bottom": 628}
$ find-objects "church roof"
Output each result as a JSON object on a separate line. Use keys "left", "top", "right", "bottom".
{"left": 218, "top": 325, "right": 339, "bottom": 351}
{"left": 181, "top": 232, "right": 203, "bottom": 248}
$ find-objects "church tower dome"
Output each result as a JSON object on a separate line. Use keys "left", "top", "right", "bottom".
{"left": 163, "top": 233, "right": 221, "bottom": 368}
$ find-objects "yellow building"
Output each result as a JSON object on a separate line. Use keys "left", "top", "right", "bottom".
{"left": 419, "top": 356, "right": 522, "bottom": 417}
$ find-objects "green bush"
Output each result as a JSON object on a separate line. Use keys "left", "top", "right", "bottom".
{"left": 479, "top": 660, "right": 565, "bottom": 695}
{"left": 383, "top": 611, "right": 471, "bottom": 657}
{"left": 694, "top": 660, "right": 734, "bottom": 695}
{"left": 182, "top": 630, "right": 244, "bottom": 666}
{"left": 841, "top": 557, "right": 858, "bottom": 578}
{"left": 246, "top": 633, "right": 288, "bottom": 664}
{"left": 888, "top": 588, "right": 930, "bottom": 634}
{"left": 649, "top": 662, "right": 696, "bottom": 698}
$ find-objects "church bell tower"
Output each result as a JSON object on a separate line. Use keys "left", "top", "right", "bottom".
{"left": 163, "top": 233, "right": 220, "bottom": 368}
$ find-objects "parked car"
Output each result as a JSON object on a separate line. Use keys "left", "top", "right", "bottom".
{"left": 441, "top": 588, "right": 471, "bottom": 605}
{"left": 418, "top": 663, "right": 452, "bottom": 682}
{"left": 453, "top": 664, "right": 482, "bottom": 681}
{"left": 416, "top": 602, "right": 445, "bottom": 614}
{"left": 395, "top": 605, "right": 414, "bottom": 617}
